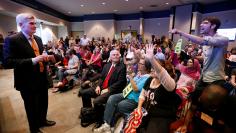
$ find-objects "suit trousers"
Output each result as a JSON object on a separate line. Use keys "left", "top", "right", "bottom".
{"left": 80, "top": 87, "right": 110, "bottom": 122}
{"left": 20, "top": 88, "right": 48, "bottom": 132}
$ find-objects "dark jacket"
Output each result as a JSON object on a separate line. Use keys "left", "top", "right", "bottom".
{"left": 98, "top": 62, "right": 127, "bottom": 95}
{"left": 3, "top": 32, "right": 48, "bottom": 91}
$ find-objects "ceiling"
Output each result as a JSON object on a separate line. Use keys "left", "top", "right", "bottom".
{"left": 36, "top": 0, "right": 227, "bottom": 16}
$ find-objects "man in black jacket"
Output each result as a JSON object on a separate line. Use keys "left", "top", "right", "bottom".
{"left": 3, "top": 13, "right": 56, "bottom": 133}
{"left": 80, "top": 49, "right": 127, "bottom": 128}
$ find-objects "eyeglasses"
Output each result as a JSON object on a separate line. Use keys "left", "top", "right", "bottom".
{"left": 138, "top": 62, "right": 145, "bottom": 65}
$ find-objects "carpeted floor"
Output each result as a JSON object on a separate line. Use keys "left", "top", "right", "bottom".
{"left": 0, "top": 69, "right": 94, "bottom": 133}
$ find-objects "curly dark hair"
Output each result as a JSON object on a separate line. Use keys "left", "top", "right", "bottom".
{"left": 202, "top": 16, "right": 221, "bottom": 32}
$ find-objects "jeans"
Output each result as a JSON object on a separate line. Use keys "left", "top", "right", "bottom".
{"left": 103, "top": 93, "right": 138, "bottom": 126}
{"left": 58, "top": 69, "right": 68, "bottom": 82}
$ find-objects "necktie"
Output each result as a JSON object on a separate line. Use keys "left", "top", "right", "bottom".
{"left": 102, "top": 65, "right": 115, "bottom": 89}
{"left": 31, "top": 37, "right": 44, "bottom": 72}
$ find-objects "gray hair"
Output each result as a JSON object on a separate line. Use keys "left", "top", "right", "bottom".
{"left": 109, "top": 49, "right": 120, "bottom": 57}
{"left": 16, "top": 13, "right": 35, "bottom": 26}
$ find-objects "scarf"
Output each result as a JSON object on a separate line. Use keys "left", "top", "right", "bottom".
{"left": 179, "top": 59, "right": 200, "bottom": 80}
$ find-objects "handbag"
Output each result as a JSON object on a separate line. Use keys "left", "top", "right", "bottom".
{"left": 80, "top": 107, "right": 96, "bottom": 127}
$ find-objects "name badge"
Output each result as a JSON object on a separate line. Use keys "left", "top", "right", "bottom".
{"left": 201, "top": 112, "right": 213, "bottom": 125}
{"left": 123, "top": 83, "right": 133, "bottom": 98}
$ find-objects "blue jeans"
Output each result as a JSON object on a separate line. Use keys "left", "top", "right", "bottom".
{"left": 103, "top": 93, "right": 138, "bottom": 126}
{"left": 57, "top": 69, "right": 68, "bottom": 82}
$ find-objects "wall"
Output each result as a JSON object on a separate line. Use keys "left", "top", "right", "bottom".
{"left": 0, "top": 13, "right": 59, "bottom": 44}
{"left": 71, "top": 22, "right": 84, "bottom": 32}
{"left": 84, "top": 20, "right": 115, "bottom": 39}
{"left": 116, "top": 20, "right": 140, "bottom": 36}
{"left": 70, "top": 22, "right": 84, "bottom": 38}
{"left": 58, "top": 26, "right": 68, "bottom": 39}
{"left": 0, "top": 0, "right": 70, "bottom": 38}
{"left": 41, "top": 24, "right": 58, "bottom": 44}
{"left": 173, "top": 4, "right": 193, "bottom": 45}
{"left": 70, "top": 18, "right": 169, "bottom": 42}
{"left": 0, "top": 14, "right": 17, "bottom": 37}
{"left": 144, "top": 17, "right": 170, "bottom": 41}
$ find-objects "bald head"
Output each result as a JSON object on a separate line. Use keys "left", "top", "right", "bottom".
{"left": 199, "top": 84, "right": 228, "bottom": 111}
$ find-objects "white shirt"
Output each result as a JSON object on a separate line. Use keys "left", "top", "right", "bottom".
{"left": 80, "top": 37, "right": 90, "bottom": 46}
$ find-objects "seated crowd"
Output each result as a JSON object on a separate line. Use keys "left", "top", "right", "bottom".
{"left": 42, "top": 31, "right": 236, "bottom": 133}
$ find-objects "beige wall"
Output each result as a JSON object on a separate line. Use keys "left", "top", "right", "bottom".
{"left": 0, "top": 14, "right": 17, "bottom": 37}
{"left": 0, "top": 0, "right": 70, "bottom": 39}
{"left": 84, "top": 20, "right": 115, "bottom": 39}
{"left": 71, "top": 22, "right": 84, "bottom": 32}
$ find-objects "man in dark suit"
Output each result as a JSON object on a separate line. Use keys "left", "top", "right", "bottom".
{"left": 3, "top": 13, "right": 56, "bottom": 133}
{"left": 79, "top": 49, "right": 127, "bottom": 128}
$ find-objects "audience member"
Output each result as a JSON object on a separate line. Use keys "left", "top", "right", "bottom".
{"left": 80, "top": 34, "right": 90, "bottom": 46}
{"left": 170, "top": 16, "right": 229, "bottom": 104}
{"left": 174, "top": 84, "right": 236, "bottom": 133}
{"left": 52, "top": 49, "right": 79, "bottom": 92}
{"left": 94, "top": 57, "right": 151, "bottom": 133}
{"left": 130, "top": 44, "right": 181, "bottom": 133}
{"left": 79, "top": 50, "right": 127, "bottom": 129}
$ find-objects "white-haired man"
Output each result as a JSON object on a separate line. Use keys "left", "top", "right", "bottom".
{"left": 3, "top": 13, "right": 56, "bottom": 133}
{"left": 79, "top": 49, "right": 127, "bottom": 128}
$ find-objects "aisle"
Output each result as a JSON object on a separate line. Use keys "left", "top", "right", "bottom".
{"left": 0, "top": 69, "right": 93, "bottom": 133}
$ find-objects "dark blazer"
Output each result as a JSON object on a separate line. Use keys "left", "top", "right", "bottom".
{"left": 99, "top": 62, "right": 127, "bottom": 95}
{"left": 3, "top": 32, "right": 48, "bottom": 91}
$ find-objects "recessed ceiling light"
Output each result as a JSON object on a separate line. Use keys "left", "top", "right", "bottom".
{"left": 113, "top": 9, "right": 118, "bottom": 12}
{"left": 80, "top": 4, "right": 84, "bottom": 7}
{"left": 91, "top": 12, "right": 95, "bottom": 14}
{"left": 139, "top": 6, "right": 143, "bottom": 10}
{"left": 165, "top": 2, "right": 169, "bottom": 5}
{"left": 68, "top": 11, "right": 71, "bottom": 14}
{"left": 102, "top": 2, "right": 106, "bottom": 5}
{"left": 125, "top": 0, "right": 128, "bottom": 1}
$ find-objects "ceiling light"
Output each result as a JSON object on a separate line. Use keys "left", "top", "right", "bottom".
{"left": 91, "top": 12, "right": 95, "bottom": 14}
{"left": 125, "top": 0, "right": 128, "bottom": 1}
{"left": 102, "top": 2, "right": 106, "bottom": 5}
{"left": 165, "top": 2, "right": 169, "bottom": 5}
{"left": 68, "top": 11, "right": 71, "bottom": 14}
{"left": 80, "top": 4, "right": 84, "bottom": 7}
{"left": 113, "top": 9, "right": 118, "bottom": 12}
{"left": 139, "top": 6, "right": 143, "bottom": 10}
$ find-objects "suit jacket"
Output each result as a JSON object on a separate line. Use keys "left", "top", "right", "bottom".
{"left": 3, "top": 32, "right": 48, "bottom": 91}
{"left": 98, "top": 62, "right": 127, "bottom": 95}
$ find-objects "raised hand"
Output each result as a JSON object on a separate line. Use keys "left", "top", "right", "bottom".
{"left": 169, "top": 29, "right": 178, "bottom": 34}
{"left": 169, "top": 29, "right": 182, "bottom": 36}
{"left": 145, "top": 44, "right": 154, "bottom": 60}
